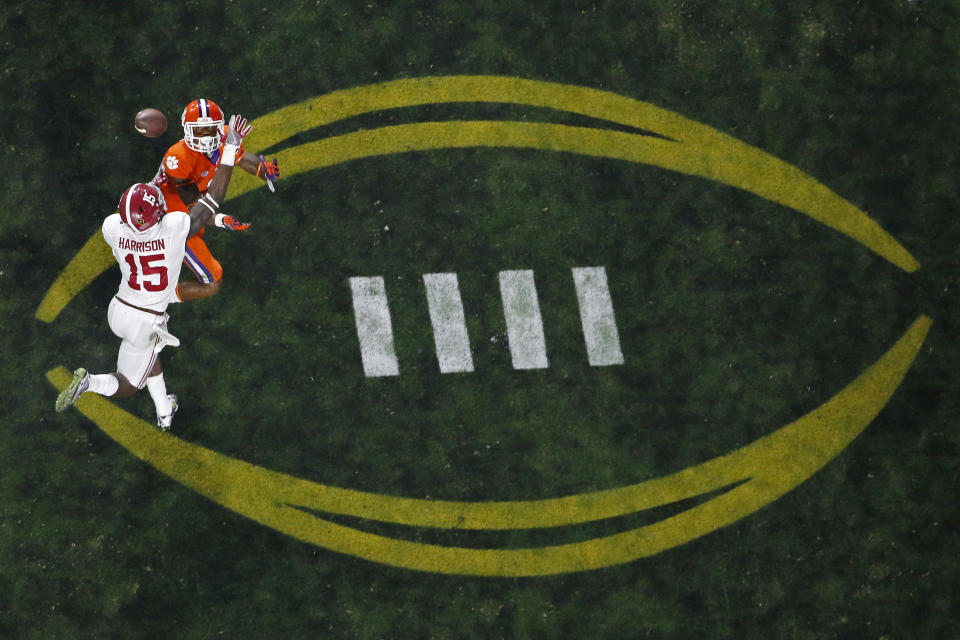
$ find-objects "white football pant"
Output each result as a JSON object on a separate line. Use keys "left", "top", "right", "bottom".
{"left": 107, "top": 297, "right": 179, "bottom": 389}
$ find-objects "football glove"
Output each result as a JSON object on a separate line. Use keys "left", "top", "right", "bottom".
{"left": 258, "top": 155, "right": 279, "bottom": 192}
{"left": 214, "top": 213, "right": 251, "bottom": 231}
{"left": 226, "top": 115, "right": 252, "bottom": 146}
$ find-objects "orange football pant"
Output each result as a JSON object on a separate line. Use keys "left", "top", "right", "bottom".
{"left": 182, "top": 232, "right": 223, "bottom": 284}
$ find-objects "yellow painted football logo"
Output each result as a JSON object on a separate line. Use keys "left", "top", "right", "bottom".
{"left": 39, "top": 76, "right": 930, "bottom": 576}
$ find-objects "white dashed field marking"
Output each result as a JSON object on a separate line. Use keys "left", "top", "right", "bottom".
{"left": 350, "top": 268, "right": 624, "bottom": 377}
{"left": 572, "top": 266, "right": 624, "bottom": 366}
{"left": 349, "top": 276, "right": 400, "bottom": 377}
{"left": 423, "top": 273, "right": 474, "bottom": 373}
{"left": 498, "top": 269, "right": 549, "bottom": 370}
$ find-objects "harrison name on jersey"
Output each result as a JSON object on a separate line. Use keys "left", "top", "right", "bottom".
{"left": 116, "top": 237, "right": 167, "bottom": 253}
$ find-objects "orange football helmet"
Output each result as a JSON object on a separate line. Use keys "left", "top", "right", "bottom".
{"left": 181, "top": 98, "right": 224, "bottom": 154}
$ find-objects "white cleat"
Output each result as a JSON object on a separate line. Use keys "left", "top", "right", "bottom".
{"left": 157, "top": 394, "right": 179, "bottom": 431}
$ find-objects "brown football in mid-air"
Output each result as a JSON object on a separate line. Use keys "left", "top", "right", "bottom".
{"left": 134, "top": 108, "right": 167, "bottom": 138}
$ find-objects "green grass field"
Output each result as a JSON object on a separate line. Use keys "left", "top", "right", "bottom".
{"left": 3, "top": 1, "right": 959, "bottom": 638}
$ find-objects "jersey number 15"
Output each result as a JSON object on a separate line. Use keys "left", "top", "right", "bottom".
{"left": 124, "top": 253, "right": 168, "bottom": 292}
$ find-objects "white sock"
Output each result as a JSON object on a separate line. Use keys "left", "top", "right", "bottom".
{"left": 146, "top": 373, "right": 173, "bottom": 416}
{"left": 88, "top": 373, "right": 119, "bottom": 396}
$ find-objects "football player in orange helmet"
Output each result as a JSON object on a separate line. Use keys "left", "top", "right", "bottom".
{"left": 151, "top": 98, "right": 279, "bottom": 302}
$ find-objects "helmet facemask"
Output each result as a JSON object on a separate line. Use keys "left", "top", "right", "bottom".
{"left": 183, "top": 120, "right": 224, "bottom": 154}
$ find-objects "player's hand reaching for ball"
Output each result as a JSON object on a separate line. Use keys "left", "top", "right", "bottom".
{"left": 220, "top": 115, "right": 252, "bottom": 168}
{"left": 226, "top": 114, "right": 252, "bottom": 146}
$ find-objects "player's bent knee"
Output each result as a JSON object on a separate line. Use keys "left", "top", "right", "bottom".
{"left": 113, "top": 374, "right": 139, "bottom": 398}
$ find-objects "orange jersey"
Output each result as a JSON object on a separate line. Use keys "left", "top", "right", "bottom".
{"left": 154, "top": 138, "right": 245, "bottom": 214}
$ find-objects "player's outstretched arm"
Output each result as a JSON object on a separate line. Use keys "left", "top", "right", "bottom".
{"left": 238, "top": 152, "right": 261, "bottom": 176}
{"left": 187, "top": 114, "right": 252, "bottom": 237}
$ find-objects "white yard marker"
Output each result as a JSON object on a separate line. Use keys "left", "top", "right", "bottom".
{"left": 572, "top": 267, "right": 624, "bottom": 366}
{"left": 349, "top": 276, "right": 400, "bottom": 377}
{"left": 423, "top": 273, "right": 475, "bottom": 373}
{"left": 498, "top": 270, "right": 549, "bottom": 370}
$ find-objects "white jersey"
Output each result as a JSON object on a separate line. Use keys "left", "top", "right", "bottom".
{"left": 102, "top": 211, "right": 191, "bottom": 312}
